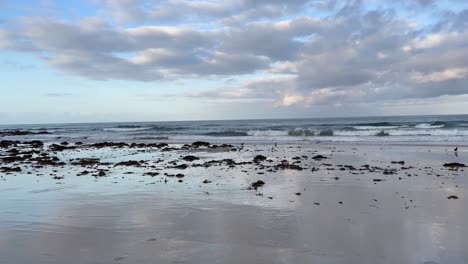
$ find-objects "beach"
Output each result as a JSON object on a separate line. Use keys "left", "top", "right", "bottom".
{"left": 0, "top": 134, "right": 467, "bottom": 264}
{"left": 3, "top": 0, "right": 468, "bottom": 262}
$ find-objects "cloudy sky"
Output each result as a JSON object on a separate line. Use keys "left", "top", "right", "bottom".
{"left": 0, "top": 0, "right": 468, "bottom": 124}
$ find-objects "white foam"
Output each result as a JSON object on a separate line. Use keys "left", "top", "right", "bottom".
{"left": 352, "top": 126, "right": 400, "bottom": 130}
{"left": 414, "top": 123, "right": 445, "bottom": 129}
{"left": 247, "top": 130, "right": 289, "bottom": 137}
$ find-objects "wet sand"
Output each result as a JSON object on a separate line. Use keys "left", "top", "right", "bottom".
{"left": 0, "top": 140, "right": 467, "bottom": 264}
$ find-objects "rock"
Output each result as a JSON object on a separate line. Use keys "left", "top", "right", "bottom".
{"left": 90, "top": 142, "right": 128, "bottom": 149}
{"left": 373, "top": 179, "right": 384, "bottom": 182}
{"left": 274, "top": 160, "right": 303, "bottom": 170}
{"left": 203, "top": 179, "right": 212, "bottom": 184}
{"left": 32, "top": 155, "right": 65, "bottom": 166}
{"left": 192, "top": 141, "right": 210, "bottom": 148}
{"left": 295, "top": 192, "right": 301, "bottom": 196}
{"left": 443, "top": 162, "right": 466, "bottom": 168}
{"left": 77, "top": 170, "right": 91, "bottom": 176}
{"left": 49, "top": 144, "right": 67, "bottom": 151}
{"left": 391, "top": 161, "right": 405, "bottom": 165}
{"left": 383, "top": 169, "right": 397, "bottom": 175}
{"left": 182, "top": 155, "right": 200, "bottom": 162}
{"left": 0, "top": 140, "right": 17, "bottom": 148}
{"left": 250, "top": 180, "right": 265, "bottom": 190}
{"left": 253, "top": 155, "right": 267, "bottom": 163}
{"left": 312, "top": 155, "right": 328, "bottom": 160}
{"left": 114, "top": 160, "right": 142, "bottom": 167}
{"left": 23, "top": 140, "right": 44, "bottom": 148}
{"left": 0, "top": 166, "right": 21, "bottom": 173}
{"left": 71, "top": 158, "right": 100, "bottom": 166}
{"left": 144, "top": 172, "right": 160, "bottom": 177}
{"left": 7, "top": 148, "right": 18, "bottom": 154}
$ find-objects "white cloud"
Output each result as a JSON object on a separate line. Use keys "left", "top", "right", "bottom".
{"left": 411, "top": 68, "right": 468, "bottom": 83}
{"left": 282, "top": 95, "right": 305, "bottom": 106}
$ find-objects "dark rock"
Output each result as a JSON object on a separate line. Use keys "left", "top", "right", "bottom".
{"left": 391, "top": 161, "right": 405, "bottom": 165}
{"left": 253, "top": 155, "right": 267, "bottom": 163}
{"left": 77, "top": 170, "right": 91, "bottom": 176}
{"left": 71, "top": 158, "right": 100, "bottom": 166}
{"left": 0, "top": 140, "right": 18, "bottom": 148}
{"left": 192, "top": 141, "right": 210, "bottom": 148}
{"left": 274, "top": 160, "right": 303, "bottom": 170}
{"left": 443, "top": 162, "right": 466, "bottom": 168}
{"left": 23, "top": 140, "right": 44, "bottom": 148}
{"left": 144, "top": 172, "right": 160, "bottom": 177}
{"left": 49, "top": 144, "right": 75, "bottom": 152}
{"left": 0, "top": 166, "right": 21, "bottom": 173}
{"left": 182, "top": 155, "right": 200, "bottom": 162}
{"left": 312, "top": 155, "right": 328, "bottom": 160}
{"left": 114, "top": 160, "right": 142, "bottom": 167}
{"left": 383, "top": 169, "right": 397, "bottom": 175}
{"left": 6, "top": 148, "right": 19, "bottom": 154}
{"left": 90, "top": 142, "right": 128, "bottom": 149}
{"left": 250, "top": 180, "right": 265, "bottom": 190}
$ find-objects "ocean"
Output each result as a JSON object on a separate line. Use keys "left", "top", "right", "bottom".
{"left": 1, "top": 115, "right": 468, "bottom": 146}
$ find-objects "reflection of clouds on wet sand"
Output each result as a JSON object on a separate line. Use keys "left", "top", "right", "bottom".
{"left": 0, "top": 144, "right": 467, "bottom": 263}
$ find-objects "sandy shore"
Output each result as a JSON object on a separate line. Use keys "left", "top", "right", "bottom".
{"left": 0, "top": 140, "right": 467, "bottom": 264}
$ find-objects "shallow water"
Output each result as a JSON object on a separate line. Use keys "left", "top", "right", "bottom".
{"left": 0, "top": 144, "right": 467, "bottom": 264}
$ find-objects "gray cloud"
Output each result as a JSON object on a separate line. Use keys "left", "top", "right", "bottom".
{"left": 102, "top": 0, "right": 312, "bottom": 24}
{"left": 1, "top": 0, "right": 468, "bottom": 106}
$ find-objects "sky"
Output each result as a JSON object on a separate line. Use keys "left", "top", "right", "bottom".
{"left": 0, "top": 0, "right": 468, "bottom": 124}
